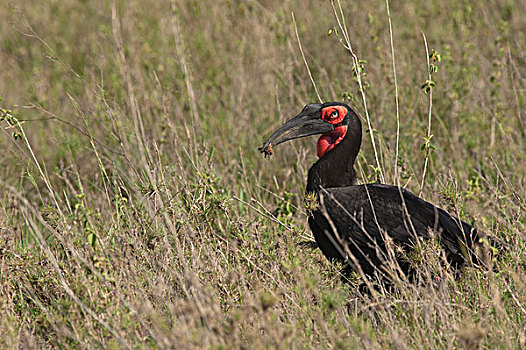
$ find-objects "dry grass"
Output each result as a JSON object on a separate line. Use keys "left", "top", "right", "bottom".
{"left": 0, "top": 0, "right": 525, "bottom": 348}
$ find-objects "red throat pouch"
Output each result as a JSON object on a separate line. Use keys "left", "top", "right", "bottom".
{"left": 317, "top": 125, "right": 348, "bottom": 158}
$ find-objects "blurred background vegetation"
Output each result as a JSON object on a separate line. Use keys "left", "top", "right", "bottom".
{"left": 0, "top": 0, "right": 525, "bottom": 348}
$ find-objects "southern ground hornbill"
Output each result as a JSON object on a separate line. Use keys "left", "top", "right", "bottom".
{"left": 259, "top": 102, "right": 489, "bottom": 278}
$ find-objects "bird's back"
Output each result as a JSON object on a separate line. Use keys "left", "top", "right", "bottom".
{"left": 308, "top": 184, "right": 484, "bottom": 275}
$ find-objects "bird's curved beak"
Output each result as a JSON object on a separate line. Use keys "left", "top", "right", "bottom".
{"left": 259, "top": 103, "right": 333, "bottom": 156}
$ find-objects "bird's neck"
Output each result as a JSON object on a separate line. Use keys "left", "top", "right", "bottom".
{"left": 306, "top": 119, "right": 362, "bottom": 193}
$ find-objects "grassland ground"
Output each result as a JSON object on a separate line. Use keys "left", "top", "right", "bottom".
{"left": 0, "top": 0, "right": 525, "bottom": 348}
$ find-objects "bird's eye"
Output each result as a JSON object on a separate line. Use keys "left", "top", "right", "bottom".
{"left": 330, "top": 110, "right": 339, "bottom": 118}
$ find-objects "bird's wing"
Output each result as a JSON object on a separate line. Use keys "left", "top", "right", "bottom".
{"left": 319, "top": 184, "right": 479, "bottom": 262}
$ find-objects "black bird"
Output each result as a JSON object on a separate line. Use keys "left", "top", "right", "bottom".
{"left": 259, "top": 102, "right": 488, "bottom": 277}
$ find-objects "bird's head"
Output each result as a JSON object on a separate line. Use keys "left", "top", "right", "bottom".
{"left": 259, "top": 102, "right": 357, "bottom": 158}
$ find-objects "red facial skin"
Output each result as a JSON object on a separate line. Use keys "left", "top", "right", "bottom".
{"left": 317, "top": 105, "right": 349, "bottom": 158}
